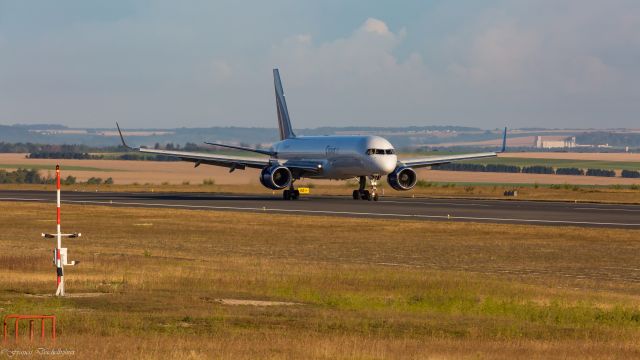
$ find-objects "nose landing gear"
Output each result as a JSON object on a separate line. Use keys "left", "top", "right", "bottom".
{"left": 352, "top": 176, "right": 380, "bottom": 201}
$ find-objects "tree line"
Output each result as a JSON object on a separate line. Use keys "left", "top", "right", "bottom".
{"left": 0, "top": 168, "right": 113, "bottom": 185}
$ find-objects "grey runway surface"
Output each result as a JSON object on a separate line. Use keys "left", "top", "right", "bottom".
{"left": 1, "top": 190, "right": 639, "bottom": 229}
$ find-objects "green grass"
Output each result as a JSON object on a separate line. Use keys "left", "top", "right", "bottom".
{"left": 463, "top": 157, "right": 640, "bottom": 170}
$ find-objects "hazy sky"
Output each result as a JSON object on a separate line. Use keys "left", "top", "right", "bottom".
{"left": 0, "top": 0, "right": 638, "bottom": 129}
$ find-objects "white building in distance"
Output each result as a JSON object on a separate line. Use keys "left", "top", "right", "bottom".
{"left": 534, "top": 136, "right": 577, "bottom": 149}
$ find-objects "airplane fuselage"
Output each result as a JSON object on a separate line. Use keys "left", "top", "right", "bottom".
{"left": 272, "top": 135, "right": 397, "bottom": 179}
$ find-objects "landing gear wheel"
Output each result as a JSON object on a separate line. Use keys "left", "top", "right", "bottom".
{"left": 353, "top": 176, "right": 381, "bottom": 202}
{"left": 283, "top": 189, "right": 300, "bottom": 200}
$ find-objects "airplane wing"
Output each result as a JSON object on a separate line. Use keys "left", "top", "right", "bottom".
{"left": 400, "top": 151, "right": 499, "bottom": 168}
{"left": 400, "top": 127, "right": 507, "bottom": 169}
{"left": 136, "top": 148, "right": 270, "bottom": 170}
{"left": 116, "top": 123, "right": 270, "bottom": 171}
{"left": 116, "top": 123, "right": 324, "bottom": 174}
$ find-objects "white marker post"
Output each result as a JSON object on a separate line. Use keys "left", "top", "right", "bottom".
{"left": 41, "top": 165, "right": 80, "bottom": 297}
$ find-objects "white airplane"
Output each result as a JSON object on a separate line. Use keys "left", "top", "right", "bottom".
{"left": 117, "top": 69, "right": 506, "bottom": 201}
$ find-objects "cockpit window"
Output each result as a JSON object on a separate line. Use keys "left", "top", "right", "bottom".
{"left": 367, "top": 148, "right": 395, "bottom": 155}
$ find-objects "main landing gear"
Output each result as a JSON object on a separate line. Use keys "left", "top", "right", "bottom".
{"left": 283, "top": 183, "right": 300, "bottom": 200}
{"left": 352, "top": 176, "right": 380, "bottom": 201}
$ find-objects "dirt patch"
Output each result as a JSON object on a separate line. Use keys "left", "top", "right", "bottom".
{"left": 214, "top": 298, "right": 302, "bottom": 306}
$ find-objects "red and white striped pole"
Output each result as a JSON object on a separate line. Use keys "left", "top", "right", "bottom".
{"left": 41, "top": 164, "right": 80, "bottom": 297}
{"left": 55, "top": 165, "right": 63, "bottom": 295}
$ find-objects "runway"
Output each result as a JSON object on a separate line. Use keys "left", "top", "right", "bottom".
{"left": 1, "top": 190, "right": 639, "bottom": 229}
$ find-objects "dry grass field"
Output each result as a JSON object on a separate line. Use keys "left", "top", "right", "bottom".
{"left": 1, "top": 152, "right": 639, "bottom": 204}
{"left": 1, "top": 201, "right": 640, "bottom": 359}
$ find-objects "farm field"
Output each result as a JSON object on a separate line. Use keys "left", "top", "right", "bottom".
{"left": 1, "top": 202, "right": 640, "bottom": 359}
{"left": 463, "top": 157, "right": 640, "bottom": 171}
{"left": 1, "top": 153, "right": 639, "bottom": 186}
{"left": 500, "top": 152, "right": 640, "bottom": 162}
{"left": 422, "top": 170, "right": 640, "bottom": 186}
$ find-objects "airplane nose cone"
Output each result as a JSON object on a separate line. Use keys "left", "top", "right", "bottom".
{"left": 375, "top": 156, "right": 397, "bottom": 174}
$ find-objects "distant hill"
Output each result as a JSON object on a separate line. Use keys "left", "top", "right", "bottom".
{"left": 0, "top": 124, "right": 484, "bottom": 147}
{"left": 0, "top": 124, "right": 638, "bottom": 151}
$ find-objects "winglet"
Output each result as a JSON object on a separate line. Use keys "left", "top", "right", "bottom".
{"left": 500, "top": 126, "right": 507, "bottom": 153}
{"left": 116, "top": 122, "right": 134, "bottom": 150}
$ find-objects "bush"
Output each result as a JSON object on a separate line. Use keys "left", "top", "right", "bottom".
{"left": 202, "top": 179, "right": 215, "bottom": 185}
{"left": 555, "top": 167, "right": 584, "bottom": 176}
{"left": 86, "top": 177, "right": 103, "bottom": 185}
{"left": 485, "top": 164, "right": 521, "bottom": 173}
{"left": 621, "top": 170, "right": 640, "bottom": 178}
{"left": 28, "top": 152, "right": 96, "bottom": 160}
{"left": 0, "top": 168, "right": 43, "bottom": 184}
{"left": 104, "top": 177, "right": 114, "bottom": 185}
{"left": 415, "top": 180, "right": 433, "bottom": 188}
{"left": 522, "top": 166, "right": 555, "bottom": 174}
{"left": 432, "top": 163, "right": 521, "bottom": 173}
{"left": 431, "top": 163, "right": 486, "bottom": 172}
{"left": 586, "top": 168, "right": 616, "bottom": 177}
{"left": 63, "top": 176, "right": 77, "bottom": 185}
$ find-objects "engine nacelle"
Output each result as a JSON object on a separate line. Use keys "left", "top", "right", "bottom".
{"left": 387, "top": 167, "right": 417, "bottom": 191}
{"left": 259, "top": 165, "right": 293, "bottom": 190}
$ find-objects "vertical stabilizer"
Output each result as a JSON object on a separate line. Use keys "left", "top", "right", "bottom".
{"left": 273, "top": 69, "right": 296, "bottom": 140}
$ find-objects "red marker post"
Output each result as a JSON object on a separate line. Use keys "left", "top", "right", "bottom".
{"left": 41, "top": 165, "right": 80, "bottom": 296}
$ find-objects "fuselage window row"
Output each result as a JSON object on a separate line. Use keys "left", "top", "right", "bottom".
{"left": 366, "top": 149, "right": 395, "bottom": 155}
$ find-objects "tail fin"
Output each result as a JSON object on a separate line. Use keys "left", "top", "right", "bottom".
{"left": 273, "top": 68, "right": 296, "bottom": 140}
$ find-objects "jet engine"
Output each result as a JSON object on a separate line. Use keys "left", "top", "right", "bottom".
{"left": 259, "top": 165, "right": 293, "bottom": 190}
{"left": 387, "top": 167, "right": 417, "bottom": 191}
